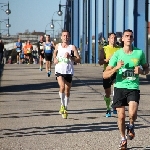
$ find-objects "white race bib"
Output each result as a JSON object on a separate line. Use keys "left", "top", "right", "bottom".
{"left": 45, "top": 46, "right": 51, "bottom": 50}
{"left": 17, "top": 50, "right": 21, "bottom": 52}
{"left": 40, "top": 46, "right": 43, "bottom": 50}
{"left": 122, "top": 69, "right": 136, "bottom": 80}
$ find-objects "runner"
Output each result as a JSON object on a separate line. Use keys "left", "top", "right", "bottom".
{"left": 23, "top": 41, "right": 27, "bottom": 63}
{"left": 15, "top": 38, "right": 22, "bottom": 64}
{"left": 53, "top": 29, "right": 80, "bottom": 119}
{"left": 37, "top": 35, "right": 45, "bottom": 71}
{"left": 103, "top": 29, "right": 149, "bottom": 149}
{"left": 99, "top": 33, "right": 121, "bottom": 117}
{"left": 43, "top": 35, "right": 55, "bottom": 77}
{"left": 26, "top": 40, "right": 33, "bottom": 64}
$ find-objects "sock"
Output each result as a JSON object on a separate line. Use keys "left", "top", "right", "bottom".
{"left": 59, "top": 92, "right": 65, "bottom": 106}
{"left": 64, "top": 96, "right": 69, "bottom": 110}
{"left": 104, "top": 96, "right": 111, "bottom": 110}
{"left": 121, "top": 137, "right": 126, "bottom": 141}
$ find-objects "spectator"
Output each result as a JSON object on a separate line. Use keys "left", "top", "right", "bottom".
{"left": 0, "top": 39, "right": 4, "bottom": 64}
{"left": 101, "top": 37, "right": 107, "bottom": 46}
{"left": 2, "top": 48, "right": 7, "bottom": 64}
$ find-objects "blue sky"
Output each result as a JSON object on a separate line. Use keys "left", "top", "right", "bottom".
{"left": 0, "top": 0, "right": 150, "bottom": 36}
{"left": 0, "top": 0, "right": 66, "bottom": 35}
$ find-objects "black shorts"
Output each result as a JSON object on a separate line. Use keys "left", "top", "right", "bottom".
{"left": 112, "top": 87, "right": 140, "bottom": 108}
{"left": 55, "top": 73, "right": 73, "bottom": 83}
{"left": 45, "top": 53, "right": 52, "bottom": 61}
{"left": 27, "top": 53, "right": 32, "bottom": 57}
{"left": 39, "top": 50, "right": 45, "bottom": 59}
{"left": 17, "top": 52, "right": 21, "bottom": 56}
{"left": 103, "top": 72, "right": 116, "bottom": 89}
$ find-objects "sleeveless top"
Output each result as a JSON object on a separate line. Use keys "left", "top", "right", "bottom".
{"left": 55, "top": 43, "right": 74, "bottom": 75}
{"left": 44, "top": 42, "right": 53, "bottom": 54}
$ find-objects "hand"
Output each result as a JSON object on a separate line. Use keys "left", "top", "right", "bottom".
{"left": 54, "top": 58, "right": 58, "bottom": 64}
{"left": 134, "top": 66, "right": 142, "bottom": 75}
{"left": 64, "top": 52, "right": 70, "bottom": 59}
{"left": 41, "top": 51, "right": 44, "bottom": 54}
{"left": 116, "top": 60, "right": 124, "bottom": 70}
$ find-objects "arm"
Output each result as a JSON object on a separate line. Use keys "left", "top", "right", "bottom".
{"left": 98, "top": 48, "right": 110, "bottom": 65}
{"left": 142, "top": 63, "right": 149, "bottom": 75}
{"left": 103, "top": 60, "right": 124, "bottom": 79}
{"left": 135, "top": 51, "right": 150, "bottom": 75}
{"left": 53, "top": 44, "right": 58, "bottom": 64}
{"left": 42, "top": 42, "right": 45, "bottom": 53}
{"left": 103, "top": 66, "right": 118, "bottom": 79}
{"left": 70, "top": 45, "right": 81, "bottom": 63}
{"left": 51, "top": 41, "right": 55, "bottom": 49}
{"left": 135, "top": 63, "right": 149, "bottom": 75}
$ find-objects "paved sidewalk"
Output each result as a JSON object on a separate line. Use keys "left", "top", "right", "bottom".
{"left": 0, "top": 64, "right": 150, "bottom": 150}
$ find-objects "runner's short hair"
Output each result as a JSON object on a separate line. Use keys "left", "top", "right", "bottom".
{"left": 123, "top": 29, "right": 133, "bottom": 34}
{"left": 108, "top": 32, "right": 116, "bottom": 37}
{"left": 62, "top": 29, "right": 70, "bottom": 36}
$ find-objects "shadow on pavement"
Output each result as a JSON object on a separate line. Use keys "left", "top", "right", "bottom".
{"left": 0, "top": 122, "right": 149, "bottom": 138}
{"left": 0, "top": 79, "right": 103, "bottom": 93}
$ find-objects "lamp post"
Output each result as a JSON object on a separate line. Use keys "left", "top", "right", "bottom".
{"left": 0, "top": 1, "right": 11, "bottom": 38}
{"left": 45, "top": 22, "right": 55, "bottom": 40}
{"left": 50, "top": 19, "right": 62, "bottom": 40}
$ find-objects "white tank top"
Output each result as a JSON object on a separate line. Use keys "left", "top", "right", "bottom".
{"left": 55, "top": 43, "right": 74, "bottom": 75}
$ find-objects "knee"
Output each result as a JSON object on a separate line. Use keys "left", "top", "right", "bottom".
{"left": 129, "top": 112, "right": 137, "bottom": 120}
{"left": 118, "top": 112, "right": 126, "bottom": 120}
{"left": 60, "top": 85, "right": 65, "bottom": 92}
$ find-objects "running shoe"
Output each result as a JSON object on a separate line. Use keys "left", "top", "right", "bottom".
{"left": 126, "top": 124, "right": 135, "bottom": 140}
{"left": 39, "top": 68, "right": 43, "bottom": 71}
{"left": 119, "top": 139, "right": 127, "bottom": 150}
{"left": 62, "top": 109, "right": 68, "bottom": 119}
{"left": 59, "top": 105, "right": 65, "bottom": 114}
{"left": 106, "top": 110, "right": 111, "bottom": 117}
{"left": 47, "top": 71, "right": 51, "bottom": 77}
{"left": 113, "top": 108, "right": 117, "bottom": 114}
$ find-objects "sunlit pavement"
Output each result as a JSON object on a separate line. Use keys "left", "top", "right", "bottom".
{"left": 0, "top": 64, "right": 150, "bottom": 150}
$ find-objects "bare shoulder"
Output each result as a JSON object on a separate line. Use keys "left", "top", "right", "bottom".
{"left": 71, "top": 45, "right": 77, "bottom": 51}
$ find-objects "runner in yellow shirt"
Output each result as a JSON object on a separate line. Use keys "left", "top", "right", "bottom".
{"left": 99, "top": 33, "right": 121, "bottom": 117}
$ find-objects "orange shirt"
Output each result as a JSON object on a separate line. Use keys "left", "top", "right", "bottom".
{"left": 23, "top": 45, "right": 27, "bottom": 54}
{"left": 26, "top": 44, "right": 33, "bottom": 53}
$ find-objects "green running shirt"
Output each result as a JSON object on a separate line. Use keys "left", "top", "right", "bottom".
{"left": 108, "top": 47, "right": 146, "bottom": 90}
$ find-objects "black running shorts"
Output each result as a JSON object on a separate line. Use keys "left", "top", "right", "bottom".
{"left": 103, "top": 72, "right": 117, "bottom": 89}
{"left": 112, "top": 87, "right": 140, "bottom": 108}
{"left": 45, "top": 53, "right": 52, "bottom": 61}
{"left": 39, "top": 50, "right": 45, "bottom": 59}
{"left": 55, "top": 72, "right": 73, "bottom": 83}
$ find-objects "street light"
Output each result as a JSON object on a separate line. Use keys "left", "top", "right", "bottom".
{"left": 0, "top": 1, "right": 11, "bottom": 15}
{"left": 57, "top": 4, "right": 69, "bottom": 16}
{"left": 50, "top": 19, "right": 62, "bottom": 30}
{"left": 0, "top": 1, "right": 11, "bottom": 38}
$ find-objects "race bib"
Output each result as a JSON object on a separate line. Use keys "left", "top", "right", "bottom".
{"left": 17, "top": 50, "right": 21, "bottom": 52}
{"left": 122, "top": 69, "right": 136, "bottom": 80}
{"left": 45, "top": 46, "right": 51, "bottom": 50}
{"left": 27, "top": 48, "right": 31, "bottom": 53}
{"left": 58, "top": 57, "right": 69, "bottom": 63}
{"left": 40, "top": 46, "right": 43, "bottom": 50}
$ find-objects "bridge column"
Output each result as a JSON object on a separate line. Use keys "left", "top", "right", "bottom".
{"left": 95, "top": 0, "right": 99, "bottom": 64}
{"left": 72, "top": 0, "right": 80, "bottom": 47}
{"left": 102, "top": 0, "right": 109, "bottom": 40}
{"left": 88, "top": 0, "right": 92, "bottom": 64}
{"left": 134, "top": 0, "right": 148, "bottom": 62}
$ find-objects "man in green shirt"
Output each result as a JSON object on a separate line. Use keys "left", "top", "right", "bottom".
{"left": 103, "top": 29, "right": 149, "bottom": 150}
